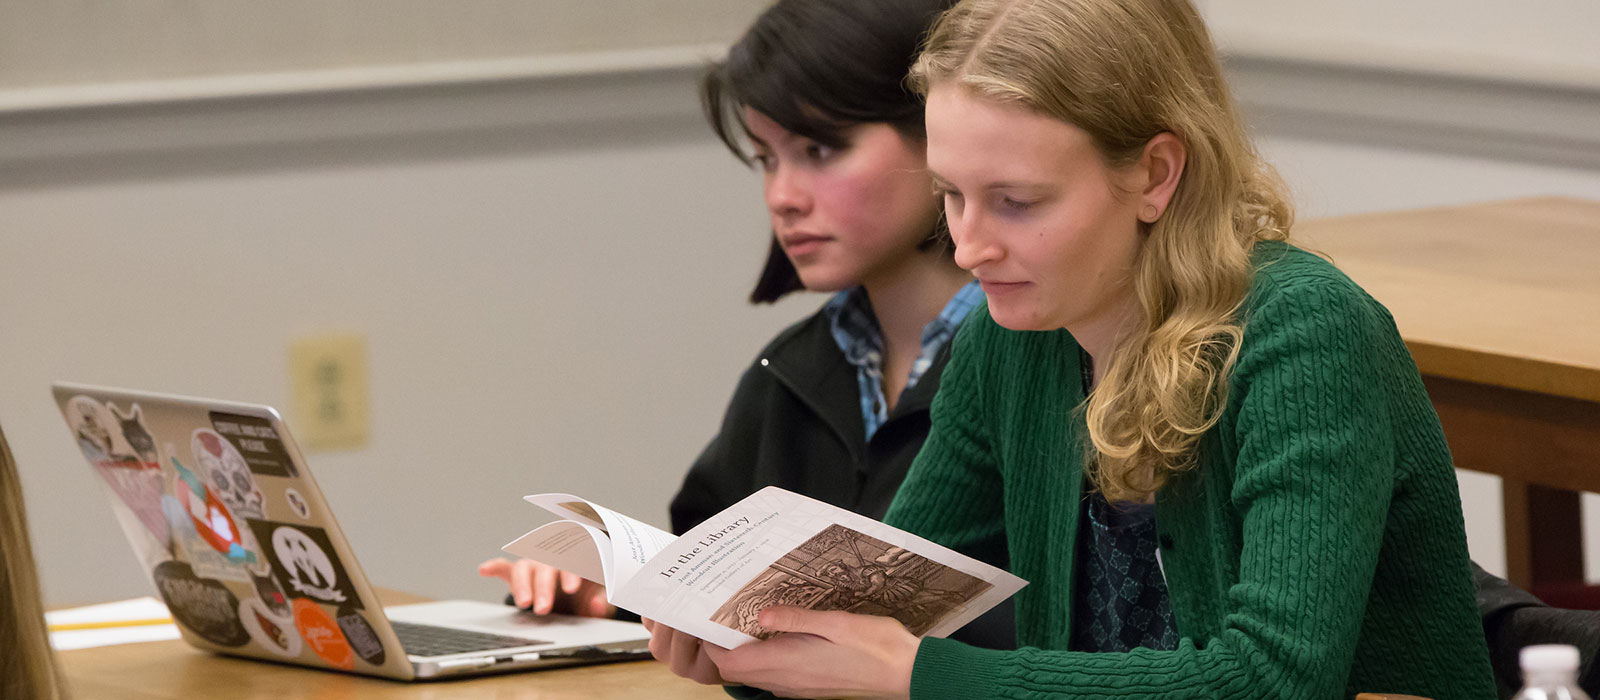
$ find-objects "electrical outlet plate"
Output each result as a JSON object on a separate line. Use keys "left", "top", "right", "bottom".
{"left": 288, "top": 333, "right": 370, "bottom": 451}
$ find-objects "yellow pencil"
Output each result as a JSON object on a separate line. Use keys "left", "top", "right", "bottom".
{"left": 48, "top": 617, "right": 174, "bottom": 632}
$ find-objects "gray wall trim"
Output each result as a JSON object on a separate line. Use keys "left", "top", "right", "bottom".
{"left": 0, "top": 48, "right": 717, "bottom": 177}
{"left": 1230, "top": 53, "right": 1600, "bottom": 170}
{"left": 4, "top": 47, "right": 1597, "bottom": 176}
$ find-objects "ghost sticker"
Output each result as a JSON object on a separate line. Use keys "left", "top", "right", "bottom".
{"left": 336, "top": 606, "right": 386, "bottom": 666}
{"left": 283, "top": 488, "right": 311, "bottom": 520}
{"left": 247, "top": 521, "right": 360, "bottom": 608}
{"left": 152, "top": 561, "right": 249, "bottom": 647}
{"left": 67, "top": 396, "right": 171, "bottom": 550}
{"left": 271, "top": 527, "right": 349, "bottom": 605}
{"left": 239, "top": 597, "right": 301, "bottom": 658}
{"left": 292, "top": 599, "right": 354, "bottom": 670}
{"left": 192, "top": 428, "right": 265, "bottom": 519}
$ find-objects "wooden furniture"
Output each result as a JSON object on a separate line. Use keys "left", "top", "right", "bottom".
{"left": 1300, "top": 197, "right": 1600, "bottom": 598}
{"left": 57, "top": 589, "right": 726, "bottom": 700}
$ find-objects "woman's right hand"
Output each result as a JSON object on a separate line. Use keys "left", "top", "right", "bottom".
{"left": 477, "top": 557, "right": 613, "bottom": 617}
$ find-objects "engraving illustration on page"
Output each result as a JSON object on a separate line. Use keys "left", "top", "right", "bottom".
{"left": 710, "top": 524, "right": 992, "bottom": 639}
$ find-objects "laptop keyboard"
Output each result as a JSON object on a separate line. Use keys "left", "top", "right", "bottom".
{"left": 390, "top": 620, "right": 550, "bottom": 657}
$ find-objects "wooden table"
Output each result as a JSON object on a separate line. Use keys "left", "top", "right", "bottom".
{"left": 1299, "top": 197, "right": 1600, "bottom": 595}
{"left": 58, "top": 590, "right": 727, "bottom": 700}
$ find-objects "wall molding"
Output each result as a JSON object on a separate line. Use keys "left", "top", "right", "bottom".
{"left": 0, "top": 47, "right": 718, "bottom": 177}
{"left": 3, "top": 44, "right": 1597, "bottom": 177}
{"left": 0, "top": 46, "right": 725, "bottom": 113}
{"left": 1228, "top": 51, "right": 1600, "bottom": 170}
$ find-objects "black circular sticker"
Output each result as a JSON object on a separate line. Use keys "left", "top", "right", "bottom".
{"left": 152, "top": 561, "right": 249, "bottom": 647}
{"left": 336, "top": 605, "right": 386, "bottom": 666}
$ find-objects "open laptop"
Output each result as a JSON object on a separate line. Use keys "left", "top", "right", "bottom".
{"left": 52, "top": 382, "right": 651, "bottom": 680}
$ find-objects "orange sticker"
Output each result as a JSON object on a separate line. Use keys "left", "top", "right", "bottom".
{"left": 292, "top": 598, "right": 354, "bottom": 670}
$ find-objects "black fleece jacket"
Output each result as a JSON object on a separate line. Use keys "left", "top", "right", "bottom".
{"left": 669, "top": 306, "right": 1015, "bottom": 652}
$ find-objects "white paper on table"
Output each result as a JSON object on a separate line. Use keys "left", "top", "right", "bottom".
{"left": 46, "top": 596, "right": 181, "bottom": 650}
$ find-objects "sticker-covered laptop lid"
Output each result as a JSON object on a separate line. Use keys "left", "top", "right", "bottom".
{"left": 53, "top": 383, "right": 415, "bottom": 680}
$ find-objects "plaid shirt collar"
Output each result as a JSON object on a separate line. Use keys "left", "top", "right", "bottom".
{"left": 822, "top": 280, "right": 983, "bottom": 440}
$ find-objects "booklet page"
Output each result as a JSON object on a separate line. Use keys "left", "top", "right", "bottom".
{"left": 521, "top": 493, "right": 677, "bottom": 589}
{"left": 612, "top": 486, "right": 1025, "bottom": 649}
{"left": 501, "top": 520, "right": 611, "bottom": 586}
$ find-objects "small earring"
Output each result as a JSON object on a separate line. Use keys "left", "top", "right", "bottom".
{"left": 1141, "top": 205, "right": 1159, "bottom": 223}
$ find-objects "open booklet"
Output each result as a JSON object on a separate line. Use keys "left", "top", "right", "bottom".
{"left": 503, "top": 486, "right": 1025, "bottom": 649}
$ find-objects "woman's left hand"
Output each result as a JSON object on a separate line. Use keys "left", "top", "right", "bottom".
{"left": 705, "top": 606, "right": 919, "bottom": 700}
{"left": 643, "top": 618, "right": 726, "bottom": 686}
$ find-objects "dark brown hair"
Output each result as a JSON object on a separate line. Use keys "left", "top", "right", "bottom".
{"left": 702, "top": 0, "right": 957, "bottom": 303}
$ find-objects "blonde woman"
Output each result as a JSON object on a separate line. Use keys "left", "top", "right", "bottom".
{"left": 645, "top": 0, "right": 1498, "bottom": 697}
{"left": 2, "top": 424, "right": 70, "bottom": 700}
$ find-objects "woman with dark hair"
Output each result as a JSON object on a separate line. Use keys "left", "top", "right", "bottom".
{"left": 480, "top": 0, "right": 1011, "bottom": 650}
{"left": 704, "top": 0, "right": 961, "bottom": 306}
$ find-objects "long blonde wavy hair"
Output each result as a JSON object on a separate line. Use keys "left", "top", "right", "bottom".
{"left": 911, "top": 0, "right": 1293, "bottom": 501}
{"left": 2, "top": 425, "right": 69, "bottom": 700}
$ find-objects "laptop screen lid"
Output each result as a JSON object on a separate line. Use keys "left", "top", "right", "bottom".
{"left": 51, "top": 382, "right": 649, "bottom": 680}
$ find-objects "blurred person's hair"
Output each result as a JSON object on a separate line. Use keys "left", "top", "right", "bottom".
{"left": 2, "top": 423, "right": 69, "bottom": 700}
{"left": 701, "top": 0, "right": 958, "bottom": 304}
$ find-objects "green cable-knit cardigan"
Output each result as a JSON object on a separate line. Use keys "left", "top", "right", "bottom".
{"left": 886, "top": 242, "right": 1497, "bottom": 700}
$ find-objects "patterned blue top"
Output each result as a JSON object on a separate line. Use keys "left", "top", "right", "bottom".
{"left": 1069, "top": 491, "right": 1180, "bottom": 653}
{"left": 822, "top": 280, "right": 983, "bottom": 440}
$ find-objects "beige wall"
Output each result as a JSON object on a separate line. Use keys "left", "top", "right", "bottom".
{"left": 0, "top": 64, "right": 823, "bottom": 605}
{"left": 0, "top": 0, "right": 763, "bottom": 88}
{"left": 1201, "top": 0, "right": 1600, "bottom": 86}
{"left": 7, "top": 0, "right": 1597, "bottom": 91}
